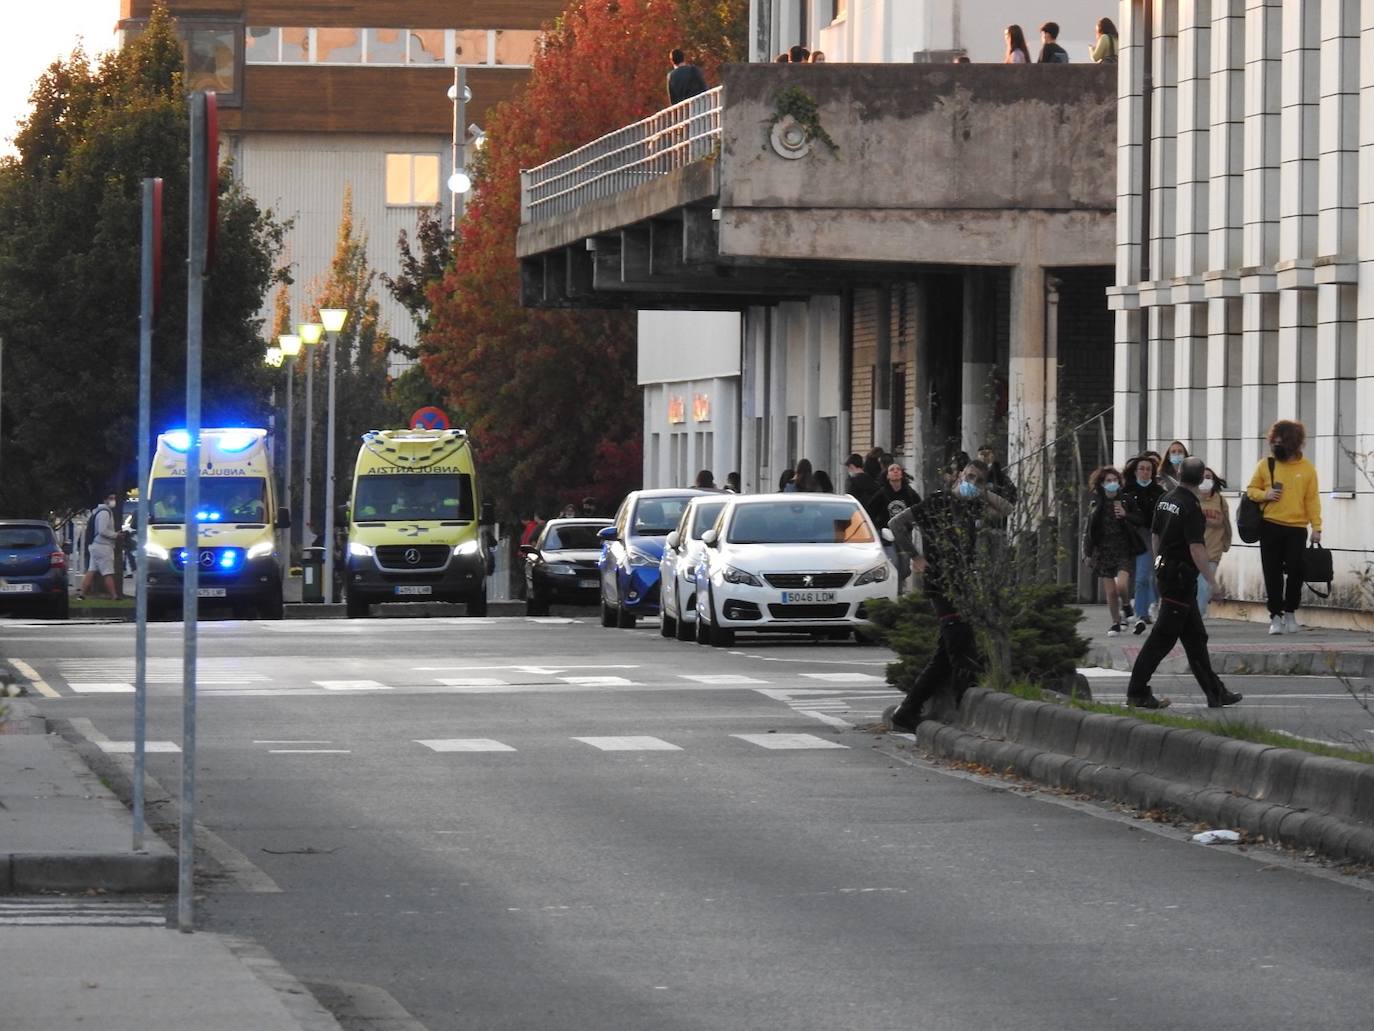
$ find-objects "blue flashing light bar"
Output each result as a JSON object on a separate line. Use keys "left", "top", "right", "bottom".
{"left": 195, "top": 510, "right": 223, "bottom": 522}
{"left": 217, "top": 429, "right": 258, "bottom": 452}
{"left": 163, "top": 429, "right": 193, "bottom": 452}
{"left": 218, "top": 549, "right": 241, "bottom": 570}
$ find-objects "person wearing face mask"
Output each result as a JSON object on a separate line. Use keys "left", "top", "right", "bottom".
{"left": 868, "top": 463, "right": 922, "bottom": 593}
{"left": 1126, "top": 457, "right": 1244, "bottom": 710}
{"left": 1195, "top": 467, "right": 1232, "bottom": 618}
{"left": 885, "top": 462, "right": 1011, "bottom": 732}
{"left": 1247, "top": 419, "right": 1322, "bottom": 635}
{"left": 1082, "top": 466, "right": 1143, "bottom": 635}
{"left": 1159, "top": 440, "right": 1190, "bottom": 491}
{"left": 1121, "top": 455, "right": 1164, "bottom": 634}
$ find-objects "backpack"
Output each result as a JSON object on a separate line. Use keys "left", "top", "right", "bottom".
{"left": 1235, "top": 458, "right": 1274, "bottom": 544}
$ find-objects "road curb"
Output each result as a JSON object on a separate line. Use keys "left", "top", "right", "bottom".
{"left": 62, "top": 599, "right": 535, "bottom": 621}
{"left": 914, "top": 688, "right": 1374, "bottom": 865}
{"left": 1085, "top": 640, "right": 1374, "bottom": 678}
{"left": 1, "top": 851, "right": 177, "bottom": 894}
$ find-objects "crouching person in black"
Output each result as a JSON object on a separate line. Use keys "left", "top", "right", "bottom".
{"left": 1126, "top": 456, "right": 1243, "bottom": 710}
{"left": 885, "top": 461, "right": 1012, "bottom": 732}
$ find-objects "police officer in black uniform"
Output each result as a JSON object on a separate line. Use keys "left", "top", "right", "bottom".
{"left": 1127, "top": 456, "right": 1243, "bottom": 709}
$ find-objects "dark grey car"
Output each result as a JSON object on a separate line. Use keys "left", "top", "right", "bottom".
{"left": 0, "top": 520, "right": 69, "bottom": 618}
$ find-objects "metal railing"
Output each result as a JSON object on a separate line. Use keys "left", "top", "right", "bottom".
{"left": 521, "top": 87, "right": 722, "bottom": 223}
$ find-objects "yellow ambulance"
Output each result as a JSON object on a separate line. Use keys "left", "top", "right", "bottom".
{"left": 143, "top": 427, "right": 288, "bottom": 619}
{"left": 343, "top": 428, "right": 493, "bottom": 618}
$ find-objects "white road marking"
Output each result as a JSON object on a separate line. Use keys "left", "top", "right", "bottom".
{"left": 254, "top": 740, "right": 333, "bottom": 744}
{"left": 678, "top": 674, "right": 769, "bottom": 685}
{"left": 574, "top": 736, "right": 683, "bottom": 751}
{"left": 796, "top": 710, "right": 855, "bottom": 729}
{"left": 435, "top": 676, "right": 509, "bottom": 687}
{"left": 67, "top": 682, "right": 136, "bottom": 693}
{"left": 7, "top": 657, "right": 58, "bottom": 698}
{"left": 799, "top": 672, "right": 886, "bottom": 684}
{"left": 732, "top": 733, "right": 849, "bottom": 750}
{"left": 561, "top": 675, "right": 638, "bottom": 687}
{"left": 97, "top": 740, "right": 181, "bottom": 753}
{"left": 1077, "top": 667, "right": 1130, "bottom": 678}
{"left": 417, "top": 739, "right": 517, "bottom": 752}
{"left": 526, "top": 617, "right": 576, "bottom": 624}
{"left": 315, "top": 680, "right": 392, "bottom": 691}
{"left": 268, "top": 749, "right": 352, "bottom": 754}
{"left": 411, "top": 663, "right": 639, "bottom": 673}
{"left": 0, "top": 899, "right": 166, "bottom": 927}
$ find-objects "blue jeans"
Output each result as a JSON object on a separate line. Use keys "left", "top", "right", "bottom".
{"left": 1195, "top": 560, "right": 1218, "bottom": 617}
{"left": 1133, "top": 550, "right": 1157, "bottom": 618}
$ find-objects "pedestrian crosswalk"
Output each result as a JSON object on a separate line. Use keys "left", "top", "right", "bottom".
{"left": 116, "top": 733, "right": 853, "bottom": 756}
{"left": 0, "top": 897, "right": 168, "bottom": 927}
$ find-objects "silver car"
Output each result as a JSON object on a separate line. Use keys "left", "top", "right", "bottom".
{"left": 658, "top": 495, "right": 728, "bottom": 641}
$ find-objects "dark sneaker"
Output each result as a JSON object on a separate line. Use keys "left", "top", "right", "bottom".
{"left": 1208, "top": 688, "right": 1243, "bottom": 709}
{"left": 883, "top": 703, "right": 922, "bottom": 733}
{"left": 1122, "top": 602, "right": 1134, "bottom": 620}
{"left": 1133, "top": 617, "right": 1148, "bottom": 635}
{"left": 1107, "top": 623, "right": 1121, "bottom": 637}
{"left": 1126, "top": 694, "right": 1171, "bottom": 710}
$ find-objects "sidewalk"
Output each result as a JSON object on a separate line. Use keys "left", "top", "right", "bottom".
{"left": 0, "top": 700, "right": 340, "bottom": 1030}
{"left": 1077, "top": 603, "right": 1374, "bottom": 678}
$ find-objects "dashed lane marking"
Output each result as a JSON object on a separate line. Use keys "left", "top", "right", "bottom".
{"left": 678, "top": 674, "right": 770, "bottom": 685}
{"left": 0, "top": 898, "right": 167, "bottom": 927}
{"left": 7, "top": 658, "right": 58, "bottom": 698}
{"left": 97, "top": 740, "right": 181, "bottom": 753}
{"left": 434, "top": 676, "right": 509, "bottom": 687}
{"left": 315, "top": 680, "right": 392, "bottom": 691}
{"left": 561, "top": 676, "right": 639, "bottom": 687}
{"left": 574, "top": 736, "right": 683, "bottom": 751}
{"left": 732, "top": 733, "right": 849, "bottom": 750}
{"left": 268, "top": 749, "right": 352, "bottom": 754}
{"left": 796, "top": 710, "right": 855, "bottom": 730}
{"left": 799, "top": 672, "right": 886, "bottom": 684}
{"left": 68, "top": 682, "right": 136, "bottom": 693}
{"left": 417, "top": 739, "right": 517, "bottom": 752}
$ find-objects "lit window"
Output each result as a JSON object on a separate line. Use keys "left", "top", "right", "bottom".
{"left": 386, "top": 154, "right": 441, "bottom": 206}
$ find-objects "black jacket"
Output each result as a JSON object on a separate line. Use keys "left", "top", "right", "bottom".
{"left": 667, "top": 63, "right": 708, "bottom": 104}
{"left": 843, "top": 471, "right": 879, "bottom": 504}
{"left": 1120, "top": 480, "right": 1164, "bottom": 548}
{"left": 1083, "top": 493, "right": 1145, "bottom": 558}
{"left": 1037, "top": 42, "right": 1070, "bottom": 63}
{"left": 866, "top": 482, "right": 921, "bottom": 531}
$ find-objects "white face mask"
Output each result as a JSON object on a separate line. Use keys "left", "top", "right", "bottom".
{"left": 1200, "top": 478, "right": 1214, "bottom": 494}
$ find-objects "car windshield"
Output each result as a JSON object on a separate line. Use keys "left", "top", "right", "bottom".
{"left": 544, "top": 525, "right": 605, "bottom": 550}
{"left": 149, "top": 478, "right": 268, "bottom": 524}
{"left": 690, "top": 501, "right": 727, "bottom": 538}
{"left": 353, "top": 474, "right": 474, "bottom": 522}
{"left": 0, "top": 527, "right": 53, "bottom": 549}
{"left": 631, "top": 496, "right": 693, "bottom": 535}
{"left": 727, "top": 500, "right": 875, "bottom": 545}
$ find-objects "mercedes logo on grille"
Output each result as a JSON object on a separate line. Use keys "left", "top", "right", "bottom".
{"left": 802, "top": 574, "right": 814, "bottom": 588}
{"left": 199, "top": 550, "right": 216, "bottom": 568}
{"left": 404, "top": 548, "right": 421, "bottom": 565}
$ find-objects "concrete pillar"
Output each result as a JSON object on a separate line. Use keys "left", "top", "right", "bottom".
{"left": 739, "top": 308, "right": 760, "bottom": 493}
{"left": 768, "top": 305, "right": 788, "bottom": 480}
{"left": 872, "top": 286, "right": 892, "bottom": 451}
{"left": 961, "top": 269, "right": 996, "bottom": 455}
{"left": 802, "top": 297, "right": 822, "bottom": 465}
{"left": 1007, "top": 263, "right": 1046, "bottom": 473}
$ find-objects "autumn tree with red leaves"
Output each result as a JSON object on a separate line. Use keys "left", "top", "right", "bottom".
{"left": 420, "top": 0, "right": 745, "bottom": 517}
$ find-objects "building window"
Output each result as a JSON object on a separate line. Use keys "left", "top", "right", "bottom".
{"left": 123, "top": 17, "right": 244, "bottom": 106}
{"left": 386, "top": 154, "right": 440, "bottom": 206}
{"left": 243, "top": 26, "right": 537, "bottom": 68}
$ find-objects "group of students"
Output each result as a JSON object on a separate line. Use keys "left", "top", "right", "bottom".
{"left": 1002, "top": 18, "right": 1118, "bottom": 64}
{"left": 1083, "top": 419, "right": 1324, "bottom": 642}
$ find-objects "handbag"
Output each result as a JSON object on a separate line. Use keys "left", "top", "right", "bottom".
{"left": 1236, "top": 457, "right": 1274, "bottom": 544}
{"left": 1301, "top": 542, "right": 1333, "bottom": 598}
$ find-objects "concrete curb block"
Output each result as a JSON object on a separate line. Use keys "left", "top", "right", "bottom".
{"left": 914, "top": 688, "right": 1374, "bottom": 865}
{"left": 2, "top": 851, "right": 177, "bottom": 894}
{"left": 1085, "top": 642, "right": 1374, "bottom": 678}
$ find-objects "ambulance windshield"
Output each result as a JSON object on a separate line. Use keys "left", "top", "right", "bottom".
{"left": 149, "top": 478, "right": 268, "bottom": 524}
{"left": 353, "top": 474, "right": 474, "bottom": 522}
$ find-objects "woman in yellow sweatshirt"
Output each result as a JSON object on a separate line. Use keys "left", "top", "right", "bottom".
{"left": 1246, "top": 419, "right": 1322, "bottom": 634}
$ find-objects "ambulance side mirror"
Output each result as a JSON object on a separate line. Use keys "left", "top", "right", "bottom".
{"left": 276, "top": 509, "right": 292, "bottom": 530}
{"left": 480, "top": 500, "right": 496, "bottom": 526}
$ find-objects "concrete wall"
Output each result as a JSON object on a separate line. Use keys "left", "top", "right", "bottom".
{"left": 637, "top": 312, "right": 741, "bottom": 384}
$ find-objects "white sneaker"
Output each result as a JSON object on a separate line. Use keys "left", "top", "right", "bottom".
{"left": 1268, "top": 615, "right": 1284, "bottom": 635}
{"left": 1284, "top": 612, "right": 1300, "bottom": 634}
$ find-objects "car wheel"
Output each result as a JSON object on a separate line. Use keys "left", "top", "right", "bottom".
{"left": 601, "top": 597, "right": 617, "bottom": 627}
{"left": 526, "top": 591, "right": 549, "bottom": 617}
{"left": 345, "top": 592, "right": 369, "bottom": 619}
{"left": 259, "top": 589, "right": 285, "bottom": 620}
{"left": 709, "top": 622, "right": 735, "bottom": 648}
{"left": 616, "top": 602, "right": 637, "bottom": 629}
{"left": 660, "top": 610, "right": 675, "bottom": 638}
{"left": 467, "top": 584, "right": 488, "bottom": 617}
{"left": 674, "top": 588, "right": 695, "bottom": 642}
{"left": 48, "top": 596, "right": 70, "bottom": 620}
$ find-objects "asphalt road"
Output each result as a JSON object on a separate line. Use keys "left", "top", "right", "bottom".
{"left": 6, "top": 613, "right": 1374, "bottom": 1030}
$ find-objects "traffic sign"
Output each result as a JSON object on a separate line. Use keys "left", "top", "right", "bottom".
{"left": 410, "top": 406, "right": 449, "bottom": 430}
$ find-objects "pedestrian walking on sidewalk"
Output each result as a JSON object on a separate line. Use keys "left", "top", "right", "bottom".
{"left": 1082, "top": 466, "right": 1142, "bottom": 636}
{"left": 1195, "top": 467, "right": 1231, "bottom": 618}
{"left": 1247, "top": 419, "right": 1322, "bottom": 636}
{"left": 78, "top": 493, "right": 120, "bottom": 601}
{"left": 1121, "top": 454, "right": 1164, "bottom": 633}
{"left": 1159, "top": 439, "right": 1190, "bottom": 492}
{"left": 1126, "top": 458, "right": 1243, "bottom": 710}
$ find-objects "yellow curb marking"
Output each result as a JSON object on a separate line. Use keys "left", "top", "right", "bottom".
{"left": 8, "top": 658, "right": 59, "bottom": 698}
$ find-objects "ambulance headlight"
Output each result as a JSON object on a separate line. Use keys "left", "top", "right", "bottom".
{"left": 246, "top": 541, "right": 275, "bottom": 560}
{"left": 144, "top": 542, "right": 170, "bottom": 561}
{"left": 453, "top": 540, "right": 481, "bottom": 557}
{"left": 348, "top": 542, "right": 374, "bottom": 558}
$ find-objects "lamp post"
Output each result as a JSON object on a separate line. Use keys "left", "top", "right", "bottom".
{"left": 447, "top": 68, "right": 472, "bottom": 232}
{"left": 298, "top": 321, "right": 324, "bottom": 554}
{"left": 277, "top": 333, "right": 301, "bottom": 559}
{"left": 318, "top": 307, "right": 348, "bottom": 605}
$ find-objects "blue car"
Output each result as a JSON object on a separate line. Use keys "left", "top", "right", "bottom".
{"left": 599, "top": 489, "right": 709, "bottom": 628}
{"left": 0, "top": 520, "right": 69, "bottom": 619}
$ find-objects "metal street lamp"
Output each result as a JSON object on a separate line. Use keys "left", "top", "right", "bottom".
{"left": 318, "top": 307, "right": 348, "bottom": 605}
{"left": 447, "top": 69, "right": 472, "bottom": 231}
{"left": 298, "top": 321, "right": 324, "bottom": 557}
{"left": 277, "top": 333, "right": 301, "bottom": 559}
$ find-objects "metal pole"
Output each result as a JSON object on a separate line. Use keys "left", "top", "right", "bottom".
{"left": 450, "top": 66, "right": 459, "bottom": 233}
{"left": 323, "top": 330, "right": 338, "bottom": 604}
{"left": 133, "top": 179, "right": 155, "bottom": 851}
{"left": 457, "top": 67, "right": 467, "bottom": 226}
{"left": 303, "top": 348, "right": 314, "bottom": 550}
{"left": 179, "top": 92, "right": 207, "bottom": 934}
{"left": 284, "top": 358, "right": 294, "bottom": 561}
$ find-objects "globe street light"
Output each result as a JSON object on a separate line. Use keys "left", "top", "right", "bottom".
{"left": 447, "top": 69, "right": 472, "bottom": 231}
{"left": 298, "top": 321, "right": 324, "bottom": 559}
{"left": 318, "top": 307, "right": 348, "bottom": 606}
{"left": 277, "top": 333, "right": 301, "bottom": 560}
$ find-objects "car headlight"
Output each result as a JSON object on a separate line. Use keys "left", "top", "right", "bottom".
{"left": 628, "top": 546, "right": 658, "bottom": 567}
{"left": 721, "top": 565, "right": 762, "bottom": 587}
{"left": 545, "top": 562, "right": 576, "bottom": 575}
{"left": 854, "top": 563, "right": 889, "bottom": 586}
{"left": 453, "top": 540, "right": 481, "bottom": 556}
{"left": 348, "top": 541, "right": 374, "bottom": 558}
{"left": 144, "top": 542, "right": 169, "bottom": 561}
{"left": 246, "top": 541, "right": 275, "bottom": 560}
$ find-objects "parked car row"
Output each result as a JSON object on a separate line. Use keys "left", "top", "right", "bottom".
{"left": 541, "top": 489, "right": 897, "bottom": 646}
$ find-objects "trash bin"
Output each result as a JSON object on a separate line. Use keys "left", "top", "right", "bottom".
{"left": 302, "top": 546, "right": 325, "bottom": 604}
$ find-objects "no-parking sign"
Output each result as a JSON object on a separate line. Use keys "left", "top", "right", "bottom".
{"left": 410, "top": 406, "right": 450, "bottom": 430}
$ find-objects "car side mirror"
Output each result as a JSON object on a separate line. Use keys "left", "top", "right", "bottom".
{"left": 665, "top": 531, "right": 680, "bottom": 549}
{"left": 701, "top": 529, "right": 718, "bottom": 547}
{"left": 880, "top": 528, "right": 894, "bottom": 543}
{"left": 519, "top": 544, "right": 535, "bottom": 556}
{"left": 598, "top": 526, "right": 617, "bottom": 541}
{"left": 479, "top": 499, "right": 496, "bottom": 526}
{"left": 276, "top": 508, "right": 292, "bottom": 530}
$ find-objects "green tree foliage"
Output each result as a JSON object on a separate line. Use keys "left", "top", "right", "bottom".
{"left": 421, "top": 0, "right": 746, "bottom": 517}
{"left": 0, "top": 4, "right": 287, "bottom": 516}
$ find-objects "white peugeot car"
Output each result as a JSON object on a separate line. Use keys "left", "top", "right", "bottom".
{"left": 658, "top": 495, "right": 728, "bottom": 642}
{"left": 693, "top": 493, "right": 896, "bottom": 647}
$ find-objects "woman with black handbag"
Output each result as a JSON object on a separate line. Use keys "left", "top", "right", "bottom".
{"left": 1246, "top": 420, "right": 1322, "bottom": 635}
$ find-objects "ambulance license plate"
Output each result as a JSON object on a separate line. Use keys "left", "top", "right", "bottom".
{"left": 395, "top": 585, "right": 432, "bottom": 596}
{"left": 780, "top": 591, "right": 837, "bottom": 604}
{"left": 197, "top": 587, "right": 227, "bottom": 598}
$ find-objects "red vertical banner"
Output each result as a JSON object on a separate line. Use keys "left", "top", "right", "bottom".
{"left": 204, "top": 92, "right": 218, "bottom": 272}
{"left": 152, "top": 178, "right": 164, "bottom": 317}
